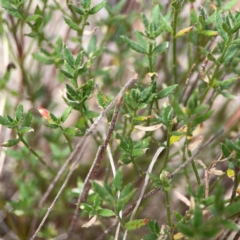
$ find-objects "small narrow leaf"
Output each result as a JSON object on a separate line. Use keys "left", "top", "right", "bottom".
{"left": 15, "top": 103, "right": 24, "bottom": 122}
{"left": 89, "top": 1, "right": 106, "bottom": 15}
{"left": 63, "top": 44, "right": 75, "bottom": 68}
{"left": 98, "top": 208, "right": 115, "bottom": 217}
{"left": 125, "top": 219, "right": 150, "bottom": 230}
{"left": 2, "top": 138, "right": 20, "bottom": 147}
{"left": 121, "top": 36, "right": 147, "bottom": 54}
{"left": 0, "top": 116, "right": 10, "bottom": 126}
{"left": 155, "top": 84, "right": 178, "bottom": 99}
{"left": 71, "top": 4, "right": 85, "bottom": 15}
{"left": 223, "top": 45, "right": 240, "bottom": 63}
{"left": 64, "top": 17, "right": 81, "bottom": 31}
{"left": 112, "top": 168, "right": 123, "bottom": 191}
{"left": 61, "top": 107, "right": 72, "bottom": 122}
{"left": 153, "top": 42, "right": 169, "bottom": 54}
{"left": 216, "top": 9, "right": 228, "bottom": 41}
{"left": 25, "top": 14, "right": 42, "bottom": 22}
{"left": 18, "top": 127, "right": 34, "bottom": 134}
{"left": 32, "top": 53, "right": 54, "bottom": 65}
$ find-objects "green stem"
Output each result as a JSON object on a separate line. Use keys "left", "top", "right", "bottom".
{"left": 165, "top": 191, "right": 174, "bottom": 240}
{"left": 126, "top": 111, "right": 136, "bottom": 137}
{"left": 132, "top": 158, "right": 144, "bottom": 177}
{"left": 147, "top": 43, "right": 156, "bottom": 126}
{"left": 200, "top": 37, "right": 232, "bottom": 104}
{"left": 172, "top": 6, "right": 179, "bottom": 84}
{"left": 209, "top": 173, "right": 226, "bottom": 192}
{"left": 18, "top": 133, "right": 54, "bottom": 174}
{"left": 59, "top": 126, "right": 73, "bottom": 151}
{"left": 160, "top": 126, "right": 172, "bottom": 173}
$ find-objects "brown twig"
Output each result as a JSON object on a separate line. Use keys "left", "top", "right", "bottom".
{"left": 29, "top": 75, "right": 137, "bottom": 238}
{"left": 68, "top": 93, "right": 124, "bottom": 236}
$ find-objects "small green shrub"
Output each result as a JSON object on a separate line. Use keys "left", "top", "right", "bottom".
{"left": 0, "top": 0, "right": 240, "bottom": 239}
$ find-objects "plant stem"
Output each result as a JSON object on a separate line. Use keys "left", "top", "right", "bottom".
{"left": 160, "top": 126, "right": 172, "bottom": 173}
{"left": 165, "top": 191, "right": 174, "bottom": 240}
{"left": 18, "top": 133, "right": 54, "bottom": 174}
{"left": 172, "top": 5, "right": 179, "bottom": 84}
{"left": 188, "top": 150, "right": 201, "bottom": 185}
{"left": 59, "top": 126, "right": 73, "bottom": 151}
{"left": 200, "top": 37, "right": 232, "bottom": 104}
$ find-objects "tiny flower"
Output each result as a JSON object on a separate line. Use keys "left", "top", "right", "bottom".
{"left": 227, "top": 169, "right": 235, "bottom": 181}
{"left": 37, "top": 107, "right": 51, "bottom": 121}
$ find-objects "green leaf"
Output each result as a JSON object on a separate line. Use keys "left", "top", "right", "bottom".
{"left": 177, "top": 223, "right": 194, "bottom": 237}
{"left": 112, "top": 168, "right": 123, "bottom": 191}
{"left": 192, "top": 110, "right": 213, "bottom": 125}
{"left": 121, "top": 36, "right": 147, "bottom": 54}
{"left": 222, "top": 22, "right": 232, "bottom": 34}
{"left": 96, "top": 92, "right": 109, "bottom": 109}
{"left": 61, "top": 107, "right": 72, "bottom": 122}
{"left": 0, "top": 115, "right": 9, "bottom": 126}
{"left": 1, "top": 138, "right": 20, "bottom": 147}
{"left": 18, "top": 127, "right": 34, "bottom": 134}
{"left": 76, "top": 62, "right": 89, "bottom": 76}
{"left": 207, "top": 53, "right": 218, "bottom": 63}
{"left": 221, "top": 143, "right": 232, "bottom": 158}
{"left": 63, "top": 44, "right": 75, "bottom": 68}
{"left": 89, "top": 1, "right": 106, "bottom": 15}
{"left": 155, "top": 84, "right": 178, "bottom": 99}
{"left": 115, "top": 133, "right": 129, "bottom": 152}
{"left": 223, "top": 45, "right": 240, "bottom": 63}
{"left": 143, "top": 233, "right": 158, "bottom": 240}
{"left": 15, "top": 103, "right": 24, "bottom": 122}
{"left": 151, "top": 4, "right": 160, "bottom": 31}
{"left": 87, "top": 36, "right": 97, "bottom": 55}
{"left": 61, "top": 70, "right": 74, "bottom": 79}
{"left": 98, "top": 208, "right": 115, "bottom": 217}
{"left": 21, "top": 110, "right": 33, "bottom": 127}
{"left": 193, "top": 205, "right": 203, "bottom": 229}
{"left": 81, "top": 0, "right": 91, "bottom": 9}
{"left": 83, "top": 110, "right": 99, "bottom": 119}
{"left": 216, "top": 9, "right": 228, "bottom": 41}
{"left": 80, "top": 203, "right": 93, "bottom": 212}
{"left": 117, "top": 184, "right": 135, "bottom": 212}
{"left": 66, "top": 84, "right": 78, "bottom": 100}
{"left": 32, "top": 53, "right": 54, "bottom": 65}
{"left": 63, "top": 127, "right": 77, "bottom": 136}
{"left": 214, "top": 186, "right": 224, "bottom": 215}
{"left": 2, "top": 2, "right": 23, "bottom": 19}
{"left": 25, "top": 14, "right": 42, "bottom": 23}
{"left": 221, "top": 219, "right": 239, "bottom": 231}
{"left": 147, "top": 220, "right": 160, "bottom": 235}
{"left": 92, "top": 181, "right": 113, "bottom": 202}
{"left": 75, "top": 51, "right": 83, "bottom": 66}
{"left": 153, "top": 42, "right": 169, "bottom": 54}
{"left": 49, "top": 113, "right": 58, "bottom": 123}
{"left": 172, "top": 98, "right": 188, "bottom": 122}
{"left": 232, "top": 19, "right": 240, "bottom": 33}
{"left": 71, "top": 4, "right": 85, "bottom": 15}
{"left": 141, "top": 13, "right": 149, "bottom": 29}
{"left": 64, "top": 17, "right": 81, "bottom": 31}
{"left": 125, "top": 219, "right": 150, "bottom": 230}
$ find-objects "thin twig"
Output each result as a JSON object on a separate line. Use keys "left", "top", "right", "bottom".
{"left": 123, "top": 145, "right": 165, "bottom": 240}
{"left": 170, "top": 128, "right": 224, "bottom": 178}
{"left": 30, "top": 75, "right": 137, "bottom": 237}
{"left": 68, "top": 93, "right": 124, "bottom": 236}
{"left": 179, "top": 63, "right": 195, "bottom": 103}
{"left": 30, "top": 144, "right": 85, "bottom": 240}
